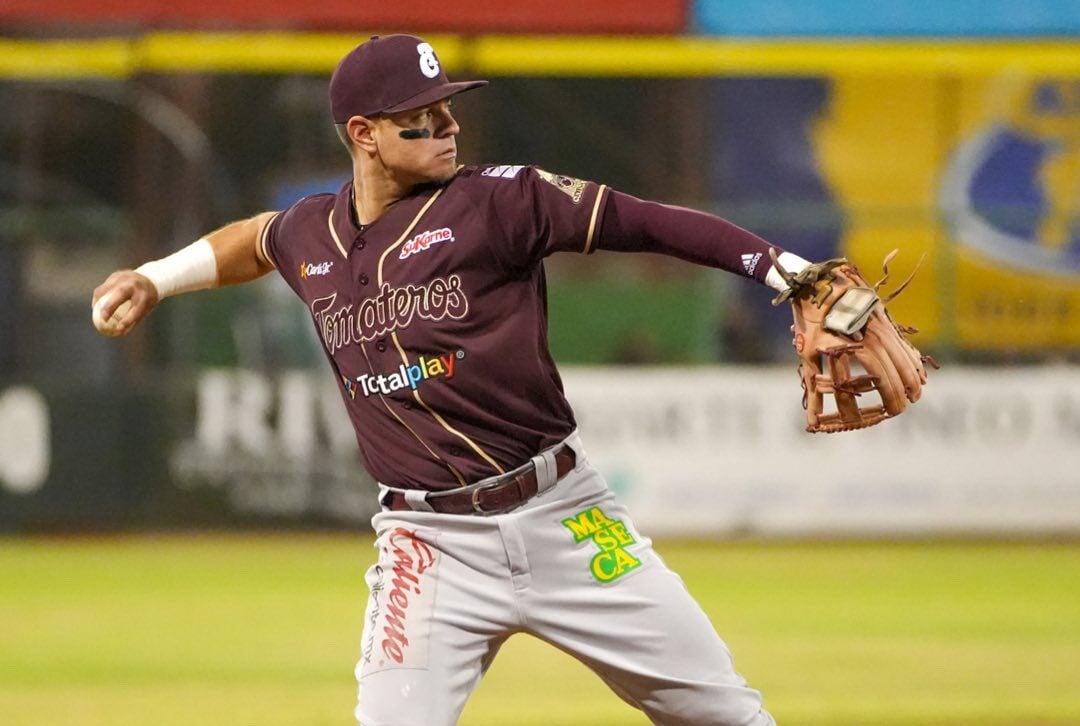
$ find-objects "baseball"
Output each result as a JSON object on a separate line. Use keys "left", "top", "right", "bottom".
{"left": 92, "top": 296, "right": 133, "bottom": 337}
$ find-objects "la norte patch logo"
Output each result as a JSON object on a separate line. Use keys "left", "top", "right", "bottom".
{"left": 562, "top": 506, "right": 641, "bottom": 583}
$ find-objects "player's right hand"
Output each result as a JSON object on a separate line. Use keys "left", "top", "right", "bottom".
{"left": 91, "top": 270, "right": 160, "bottom": 337}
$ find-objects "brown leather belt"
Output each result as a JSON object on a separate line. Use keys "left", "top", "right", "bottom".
{"left": 384, "top": 446, "right": 576, "bottom": 516}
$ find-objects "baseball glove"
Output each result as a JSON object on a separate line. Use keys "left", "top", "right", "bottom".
{"left": 770, "top": 248, "right": 938, "bottom": 433}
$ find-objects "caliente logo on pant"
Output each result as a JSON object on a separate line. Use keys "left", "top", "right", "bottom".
{"left": 360, "top": 527, "right": 439, "bottom": 674}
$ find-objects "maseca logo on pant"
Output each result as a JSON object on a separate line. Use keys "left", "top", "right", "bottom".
{"left": 359, "top": 527, "right": 440, "bottom": 676}
{"left": 562, "top": 507, "right": 642, "bottom": 583}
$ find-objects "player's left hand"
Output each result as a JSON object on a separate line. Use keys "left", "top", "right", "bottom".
{"left": 91, "top": 270, "right": 160, "bottom": 337}
{"left": 770, "top": 248, "right": 939, "bottom": 433}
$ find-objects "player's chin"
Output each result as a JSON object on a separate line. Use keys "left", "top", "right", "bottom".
{"left": 428, "top": 155, "right": 458, "bottom": 181}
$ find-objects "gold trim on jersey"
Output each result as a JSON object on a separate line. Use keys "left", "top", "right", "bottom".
{"left": 359, "top": 343, "right": 468, "bottom": 487}
{"left": 390, "top": 330, "right": 506, "bottom": 477}
{"left": 327, "top": 211, "right": 350, "bottom": 259}
{"left": 583, "top": 184, "right": 607, "bottom": 255}
{"left": 258, "top": 212, "right": 280, "bottom": 269}
{"left": 377, "top": 188, "right": 508, "bottom": 481}
{"left": 375, "top": 190, "right": 444, "bottom": 274}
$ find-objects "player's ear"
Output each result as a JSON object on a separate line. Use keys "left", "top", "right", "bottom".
{"left": 346, "top": 115, "right": 378, "bottom": 154}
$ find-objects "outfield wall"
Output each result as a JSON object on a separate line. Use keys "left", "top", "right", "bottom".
{"left": 3, "top": 36, "right": 1078, "bottom": 366}
{"left": 4, "top": 0, "right": 1076, "bottom": 35}
{"left": 2, "top": 366, "right": 1077, "bottom": 536}
{"left": 0, "top": 0, "right": 685, "bottom": 34}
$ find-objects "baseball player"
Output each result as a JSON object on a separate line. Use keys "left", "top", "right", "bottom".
{"left": 92, "top": 34, "right": 814, "bottom": 725}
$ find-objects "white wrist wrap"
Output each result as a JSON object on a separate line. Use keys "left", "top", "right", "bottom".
{"left": 764, "top": 251, "right": 812, "bottom": 292}
{"left": 136, "top": 238, "right": 218, "bottom": 299}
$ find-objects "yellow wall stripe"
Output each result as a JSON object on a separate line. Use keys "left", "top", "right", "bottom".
{"left": 475, "top": 36, "right": 1080, "bottom": 77}
{"left": 1, "top": 34, "right": 1078, "bottom": 81}
{"left": 137, "top": 32, "right": 465, "bottom": 74}
{"left": 0, "top": 39, "right": 134, "bottom": 80}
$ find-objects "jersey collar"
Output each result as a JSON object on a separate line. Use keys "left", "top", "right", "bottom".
{"left": 329, "top": 173, "right": 463, "bottom": 256}
{"left": 331, "top": 181, "right": 360, "bottom": 244}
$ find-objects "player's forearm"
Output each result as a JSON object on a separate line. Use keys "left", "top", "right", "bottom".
{"left": 596, "top": 191, "right": 808, "bottom": 290}
{"left": 138, "top": 213, "right": 275, "bottom": 298}
{"left": 91, "top": 213, "right": 276, "bottom": 337}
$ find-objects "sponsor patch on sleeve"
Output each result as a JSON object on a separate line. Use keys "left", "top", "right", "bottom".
{"left": 536, "top": 168, "right": 586, "bottom": 204}
{"left": 481, "top": 165, "right": 525, "bottom": 179}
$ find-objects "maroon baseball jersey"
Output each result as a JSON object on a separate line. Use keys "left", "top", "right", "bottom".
{"left": 262, "top": 164, "right": 777, "bottom": 491}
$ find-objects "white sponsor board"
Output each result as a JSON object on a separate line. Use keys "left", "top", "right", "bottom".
{"left": 170, "top": 370, "right": 379, "bottom": 522}
{"left": 0, "top": 386, "right": 50, "bottom": 495}
{"left": 562, "top": 366, "right": 1080, "bottom": 537}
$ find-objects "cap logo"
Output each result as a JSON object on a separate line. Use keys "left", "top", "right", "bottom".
{"left": 417, "top": 43, "right": 440, "bottom": 79}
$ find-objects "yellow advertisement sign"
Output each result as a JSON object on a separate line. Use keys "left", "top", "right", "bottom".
{"left": 817, "top": 74, "right": 1080, "bottom": 349}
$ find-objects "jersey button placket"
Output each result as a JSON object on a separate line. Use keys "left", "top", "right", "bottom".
{"left": 358, "top": 273, "right": 369, "bottom": 286}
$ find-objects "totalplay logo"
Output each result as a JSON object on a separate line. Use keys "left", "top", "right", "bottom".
{"left": 343, "top": 350, "right": 465, "bottom": 399}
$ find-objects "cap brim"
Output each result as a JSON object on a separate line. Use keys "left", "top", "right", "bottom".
{"left": 382, "top": 80, "right": 488, "bottom": 114}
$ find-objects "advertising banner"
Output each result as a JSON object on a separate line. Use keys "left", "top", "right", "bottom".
{"left": 0, "top": 374, "right": 380, "bottom": 532}
{"left": 940, "top": 76, "right": 1080, "bottom": 348}
{"left": 563, "top": 367, "right": 1080, "bottom": 536}
{"left": 711, "top": 72, "right": 1080, "bottom": 351}
{"left": 3, "top": 367, "right": 1078, "bottom": 536}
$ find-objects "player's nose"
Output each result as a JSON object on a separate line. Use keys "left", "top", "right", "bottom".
{"left": 436, "top": 108, "right": 460, "bottom": 138}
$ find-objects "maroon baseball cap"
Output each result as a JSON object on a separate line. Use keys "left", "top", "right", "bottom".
{"left": 329, "top": 35, "right": 488, "bottom": 123}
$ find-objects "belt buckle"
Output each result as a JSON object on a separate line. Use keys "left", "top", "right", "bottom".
{"left": 470, "top": 464, "right": 537, "bottom": 516}
{"left": 471, "top": 484, "right": 497, "bottom": 515}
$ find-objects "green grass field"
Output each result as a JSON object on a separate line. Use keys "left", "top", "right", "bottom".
{"left": 2, "top": 535, "right": 1078, "bottom": 726}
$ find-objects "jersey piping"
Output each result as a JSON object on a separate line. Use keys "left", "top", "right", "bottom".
{"left": 259, "top": 212, "right": 281, "bottom": 268}
{"left": 358, "top": 342, "right": 468, "bottom": 487}
{"left": 377, "top": 187, "right": 507, "bottom": 480}
{"left": 327, "top": 211, "right": 350, "bottom": 259}
{"left": 583, "top": 184, "right": 607, "bottom": 255}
